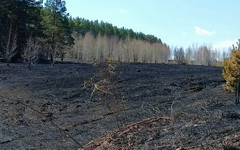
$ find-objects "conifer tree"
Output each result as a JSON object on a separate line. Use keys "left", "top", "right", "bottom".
{"left": 42, "top": 0, "right": 73, "bottom": 63}
{"left": 222, "top": 40, "right": 240, "bottom": 104}
{"left": 0, "top": 0, "right": 43, "bottom": 62}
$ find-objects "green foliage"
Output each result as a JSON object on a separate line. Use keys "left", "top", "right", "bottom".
{"left": 69, "top": 17, "right": 162, "bottom": 44}
{"left": 0, "top": 0, "right": 43, "bottom": 62}
{"left": 41, "top": 0, "right": 73, "bottom": 62}
{"left": 0, "top": 0, "right": 74, "bottom": 62}
{"left": 0, "top": 0, "right": 163, "bottom": 63}
{"left": 222, "top": 45, "right": 240, "bottom": 92}
{"left": 222, "top": 40, "right": 240, "bottom": 104}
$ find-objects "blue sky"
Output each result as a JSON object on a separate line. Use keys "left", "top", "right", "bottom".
{"left": 66, "top": 0, "right": 240, "bottom": 51}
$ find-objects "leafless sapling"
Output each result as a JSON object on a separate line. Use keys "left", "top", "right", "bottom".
{"left": 23, "top": 36, "right": 40, "bottom": 70}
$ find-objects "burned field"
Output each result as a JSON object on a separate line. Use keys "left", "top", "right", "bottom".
{"left": 0, "top": 63, "right": 239, "bottom": 150}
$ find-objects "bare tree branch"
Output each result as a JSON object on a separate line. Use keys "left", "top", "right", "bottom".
{"left": 23, "top": 36, "right": 41, "bottom": 69}
{"left": 1, "top": 23, "right": 18, "bottom": 63}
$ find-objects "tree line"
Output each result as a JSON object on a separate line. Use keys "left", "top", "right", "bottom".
{"left": 0, "top": 0, "right": 169, "bottom": 65}
{"left": 0, "top": 0, "right": 74, "bottom": 66}
{"left": 70, "top": 32, "right": 170, "bottom": 63}
{"left": 0, "top": 0, "right": 230, "bottom": 66}
{"left": 173, "top": 44, "right": 230, "bottom": 66}
{"left": 68, "top": 17, "right": 170, "bottom": 63}
{"left": 69, "top": 17, "right": 162, "bottom": 44}
{"left": 1, "top": 0, "right": 239, "bottom": 106}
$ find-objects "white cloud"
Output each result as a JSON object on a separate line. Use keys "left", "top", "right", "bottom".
{"left": 116, "top": 9, "right": 129, "bottom": 14}
{"left": 194, "top": 26, "right": 215, "bottom": 36}
{"left": 213, "top": 40, "right": 237, "bottom": 50}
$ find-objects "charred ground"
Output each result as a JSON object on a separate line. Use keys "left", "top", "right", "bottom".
{"left": 0, "top": 62, "right": 239, "bottom": 150}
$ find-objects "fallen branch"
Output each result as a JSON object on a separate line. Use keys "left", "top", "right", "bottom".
{"left": 94, "top": 83, "right": 110, "bottom": 94}
{"left": 80, "top": 116, "right": 174, "bottom": 150}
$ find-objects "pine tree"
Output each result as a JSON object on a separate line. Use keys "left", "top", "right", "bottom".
{"left": 222, "top": 40, "right": 240, "bottom": 104}
{"left": 0, "top": 0, "right": 43, "bottom": 62}
{"left": 42, "top": 0, "right": 73, "bottom": 63}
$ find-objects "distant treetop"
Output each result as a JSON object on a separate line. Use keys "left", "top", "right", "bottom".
{"left": 68, "top": 17, "right": 162, "bottom": 44}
